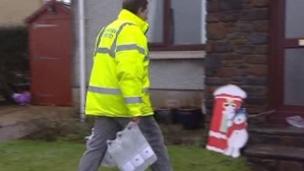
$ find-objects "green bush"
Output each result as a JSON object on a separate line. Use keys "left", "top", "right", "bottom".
{"left": 25, "top": 118, "right": 93, "bottom": 143}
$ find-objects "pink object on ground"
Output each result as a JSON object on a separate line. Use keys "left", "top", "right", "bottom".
{"left": 12, "top": 91, "right": 31, "bottom": 105}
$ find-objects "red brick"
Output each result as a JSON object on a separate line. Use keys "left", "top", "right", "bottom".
{"left": 207, "top": 23, "right": 228, "bottom": 40}
{"left": 245, "top": 65, "right": 268, "bottom": 76}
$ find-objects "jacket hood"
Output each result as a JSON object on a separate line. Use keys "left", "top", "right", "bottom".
{"left": 118, "top": 9, "right": 149, "bottom": 34}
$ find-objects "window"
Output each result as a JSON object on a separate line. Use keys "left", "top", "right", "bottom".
{"left": 147, "top": 0, "right": 206, "bottom": 50}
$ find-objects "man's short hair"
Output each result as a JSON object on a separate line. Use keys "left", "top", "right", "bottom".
{"left": 122, "top": 0, "right": 148, "bottom": 14}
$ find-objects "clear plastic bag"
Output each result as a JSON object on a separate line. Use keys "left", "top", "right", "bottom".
{"left": 102, "top": 122, "right": 157, "bottom": 171}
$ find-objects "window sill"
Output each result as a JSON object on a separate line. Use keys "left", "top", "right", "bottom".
{"left": 149, "top": 50, "right": 206, "bottom": 60}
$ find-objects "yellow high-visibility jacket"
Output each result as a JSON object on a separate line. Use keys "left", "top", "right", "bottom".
{"left": 85, "top": 9, "right": 153, "bottom": 117}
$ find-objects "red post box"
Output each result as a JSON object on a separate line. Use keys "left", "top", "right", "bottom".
{"left": 206, "top": 84, "right": 246, "bottom": 154}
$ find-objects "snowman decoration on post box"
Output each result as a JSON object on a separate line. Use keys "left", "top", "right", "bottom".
{"left": 225, "top": 108, "right": 248, "bottom": 158}
{"left": 206, "top": 84, "right": 248, "bottom": 158}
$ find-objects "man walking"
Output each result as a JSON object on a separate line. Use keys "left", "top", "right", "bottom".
{"left": 78, "top": 0, "right": 172, "bottom": 170}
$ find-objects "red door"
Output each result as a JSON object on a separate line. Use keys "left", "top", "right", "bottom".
{"left": 271, "top": 0, "right": 304, "bottom": 115}
{"left": 29, "top": 18, "right": 72, "bottom": 106}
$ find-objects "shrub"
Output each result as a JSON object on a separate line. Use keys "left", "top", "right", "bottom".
{"left": 25, "top": 118, "right": 94, "bottom": 143}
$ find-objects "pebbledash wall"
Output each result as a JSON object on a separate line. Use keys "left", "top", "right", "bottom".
{"left": 0, "top": 0, "right": 43, "bottom": 26}
{"left": 73, "top": 0, "right": 205, "bottom": 110}
{"left": 205, "top": 0, "right": 270, "bottom": 114}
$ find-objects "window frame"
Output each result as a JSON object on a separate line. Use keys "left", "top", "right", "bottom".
{"left": 148, "top": 0, "right": 206, "bottom": 51}
{"left": 270, "top": 0, "right": 304, "bottom": 112}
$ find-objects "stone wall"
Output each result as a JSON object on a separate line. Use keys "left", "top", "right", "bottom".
{"left": 205, "top": 0, "right": 270, "bottom": 114}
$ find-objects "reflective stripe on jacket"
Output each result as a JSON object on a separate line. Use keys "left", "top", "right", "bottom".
{"left": 85, "top": 9, "right": 153, "bottom": 117}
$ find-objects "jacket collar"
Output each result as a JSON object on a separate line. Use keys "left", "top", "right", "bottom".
{"left": 118, "top": 9, "right": 149, "bottom": 34}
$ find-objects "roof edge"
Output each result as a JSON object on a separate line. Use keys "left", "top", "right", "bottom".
{"left": 25, "top": 1, "right": 70, "bottom": 24}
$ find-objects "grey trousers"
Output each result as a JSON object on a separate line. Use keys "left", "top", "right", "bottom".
{"left": 78, "top": 116, "right": 172, "bottom": 171}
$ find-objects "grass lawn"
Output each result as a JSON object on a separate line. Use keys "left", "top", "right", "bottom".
{"left": 0, "top": 140, "right": 251, "bottom": 171}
